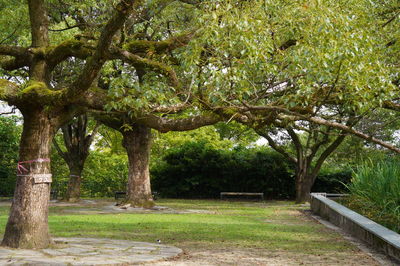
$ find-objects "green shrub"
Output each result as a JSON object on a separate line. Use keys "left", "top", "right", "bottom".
{"left": 345, "top": 159, "right": 400, "bottom": 232}
{"left": 82, "top": 151, "right": 128, "bottom": 197}
{"left": 51, "top": 150, "right": 128, "bottom": 198}
{"left": 0, "top": 116, "right": 21, "bottom": 197}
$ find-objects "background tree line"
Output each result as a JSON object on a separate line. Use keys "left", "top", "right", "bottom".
{"left": 1, "top": 116, "right": 367, "bottom": 199}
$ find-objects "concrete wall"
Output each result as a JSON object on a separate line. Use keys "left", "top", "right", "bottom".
{"left": 310, "top": 193, "right": 400, "bottom": 262}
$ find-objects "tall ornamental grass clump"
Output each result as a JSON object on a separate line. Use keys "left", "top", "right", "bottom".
{"left": 346, "top": 159, "right": 400, "bottom": 232}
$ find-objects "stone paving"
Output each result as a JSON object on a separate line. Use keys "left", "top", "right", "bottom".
{"left": 0, "top": 200, "right": 215, "bottom": 215}
{"left": 0, "top": 237, "right": 182, "bottom": 265}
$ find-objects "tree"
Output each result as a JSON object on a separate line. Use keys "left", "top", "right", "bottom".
{"left": 79, "top": 0, "right": 400, "bottom": 206}
{"left": 53, "top": 114, "right": 99, "bottom": 202}
{"left": 0, "top": 0, "right": 191, "bottom": 249}
{"left": 179, "top": 0, "right": 400, "bottom": 203}
{"left": 256, "top": 118, "right": 353, "bottom": 203}
{"left": 97, "top": 117, "right": 155, "bottom": 208}
{"left": 97, "top": 111, "right": 219, "bottom": 208}
{"left": 1, "top": 0, "right": 398, "bottom": 248}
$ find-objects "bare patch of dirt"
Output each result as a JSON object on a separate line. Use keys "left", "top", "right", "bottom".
{"left": 145, "top": 247, "right": 380, "bottom": 266}
{"left": 145, "top": 209, "right": 382, "bottom": 266}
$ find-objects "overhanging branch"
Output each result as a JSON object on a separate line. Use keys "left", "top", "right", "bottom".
{"left": 112, "top": 48, "right": 180, "bottom": 89}
{"left": 0, "top": 45, "right": 27, "bottom": 57}
{"left": 0, "top": 79, "right": 20, "bottom": 104}
{"left": 136, "top": 113, "right": 220, "bottom": 132}
{"left": 280, "top": 113, "right": 400, "bottom": 154}
{"left": 123, "top": 33, "right": 193, "bottom": 55}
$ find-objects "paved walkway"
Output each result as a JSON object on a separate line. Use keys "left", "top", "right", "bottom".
{"left": 0, "top": 238, "right": 182, "bottom": 265}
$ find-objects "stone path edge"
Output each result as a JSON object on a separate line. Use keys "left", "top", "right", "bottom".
{"left": 310, "top": 193, "right": 400, "bottom": 263}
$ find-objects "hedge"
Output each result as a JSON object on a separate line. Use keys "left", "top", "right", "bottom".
{"left": 151, "top": 141, "right": 295, "bottom": 199}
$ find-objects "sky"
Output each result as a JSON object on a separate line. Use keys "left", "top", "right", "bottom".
{"left": 0, "top": 101, "right": 21, "bottom": 117}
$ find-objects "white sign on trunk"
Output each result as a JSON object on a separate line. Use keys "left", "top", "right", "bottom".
{"left": 32, "top": 174, "right": 52, "bottom": 184}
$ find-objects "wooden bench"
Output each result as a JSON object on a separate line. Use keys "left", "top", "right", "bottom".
{"left": 115, "top": 191, "right": 126, "bottom": 201}
{"left": 220, "top": 192, "right": 264, "bottom": 201}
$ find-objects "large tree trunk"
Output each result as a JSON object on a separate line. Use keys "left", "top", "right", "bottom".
{"left": 295, "top": 175, "right": 313, "bottom": 204}
{"left": 65, "top": 164, "right": 83, "bottom": 202}
{"left": 122, "top": 125, "right": 154, "bottom": 208}
{"left": 295, "top": 164, "right": 314, "bottom": 204}
{"left": 1, "top": 110, "right": 57, "bottom": 248}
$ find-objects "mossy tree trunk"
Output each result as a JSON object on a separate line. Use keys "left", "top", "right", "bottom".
{"left": 0, "top": 0, "right": 134, "bottom": 248}
{"left": 122, "top": 125, "right": 154, "bottom": 208}
{"left": 1, "top": 0, "right": 55, "bottom": 248}
{"left": 1, "top": 109, "right": 58, "bottom": 248}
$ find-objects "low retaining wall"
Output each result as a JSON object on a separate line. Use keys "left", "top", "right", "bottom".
{"left": 310, "top": 193, "right": 400, "bottom": 262}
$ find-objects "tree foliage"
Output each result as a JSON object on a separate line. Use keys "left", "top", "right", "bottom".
{"left": 182, "top": 0, "right": 395, "bottom": 113}
{"left": 0, "top": 116, "right": 20, "bottom": 196}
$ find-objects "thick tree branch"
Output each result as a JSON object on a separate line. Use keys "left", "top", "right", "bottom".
{"left": 0, "top": 79, "right": 20, "bottom": 104}
{"left": 255, "top": 129, "right": 297, "bottom": 163}
{"left": 287, "top": 127, "right": 303, "bottom": 162}
{"left": 95, "top": 115, "right": 123, "bottom": 131}
{"left": 306, "top": 128, "right": 330, "bottom": 163}
{"left": 68, "top": 0, "right": 138, "bottom": 100}
{"left": 85, "top": 121, "right": 100, "bottom": 151}
{"left": 75, "top": 87, "right": 109, "bottom": 110}
{"left": 136, "top": 113, "right": 220, "bottom": 132}
{"left": 47, "top": 40, "right": 93, "bottom": 68}
{"left": 52, "top": 138, "right": 67, "bottom": 161}
{"left": 0, "top": 46, "right": 27, "bottom": 57}
{"left": 112, "top": 48, "right": 180, "bottom": 89}
{"left": 0, "top": 57, "right": 30, "bottom": 71}
{"left": 123, "top": 33, "right": 193, "bottom": 55}
{"left": 61, "top": 124, "right": 73, "bottom": 152}
{"left": 150, "top": 103, "right": 190, "bottom": 114}
{"left": 383, "top": 101, "right": 400, "bottom": 112}
{"left": 280, "top": 114, "right": 400, "bottom": 154}
{"left": 310, "top": 133, "right": 346, "bottom": 180}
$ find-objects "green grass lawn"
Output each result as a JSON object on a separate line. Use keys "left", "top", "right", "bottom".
{"left": 0, "top": 199, "right": 358, "bottom": 256}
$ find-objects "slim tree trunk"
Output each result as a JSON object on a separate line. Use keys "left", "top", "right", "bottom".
{"left": 65, "top": 164, "right": 83, "bottom": 202}
{"left": 122, "top": 125, "right": 154, "bottom": 208}
{"left": 54, "top": 115, "right": 99, "bottom": 202}
{"left": 1, "top": 110, "right": 56, "bottom": 248}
